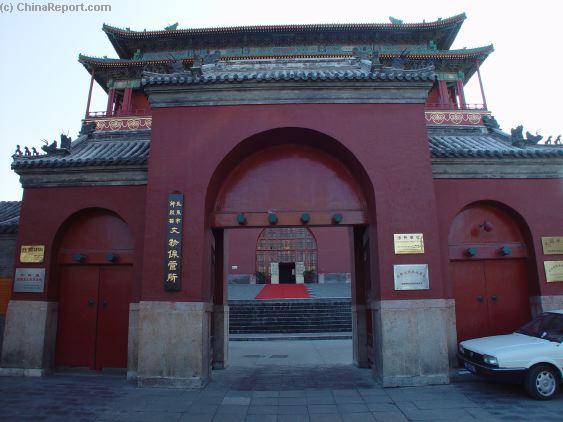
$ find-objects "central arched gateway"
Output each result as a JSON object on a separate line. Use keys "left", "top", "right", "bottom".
{"left": 206, "top": 127, "right": 375, "bottom": 371}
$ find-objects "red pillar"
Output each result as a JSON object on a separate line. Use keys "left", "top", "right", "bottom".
{"left": 122, "top": 88, "right": 133, "bottom": 115}
{"left": 437, "top": 80, "right": 450, "bottom": 109}
{"left": 84, "top": 69, "right": 95, "bottom": 118}
{"left": 456, "top": 79, "right": 466, "bottom": 109}
{"left": 476, "top": 62, "right": 488, "bottom": 110}
{"left": 106, "top": 88, "right": 116, "bottom": 117}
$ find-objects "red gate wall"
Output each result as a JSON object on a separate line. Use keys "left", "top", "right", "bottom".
{"left": 142, "top": 103, "right": 445, "bottom": 302}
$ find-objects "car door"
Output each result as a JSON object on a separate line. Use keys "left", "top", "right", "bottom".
{"left": 546, "top": 314, "right": 563, "bottom": 370}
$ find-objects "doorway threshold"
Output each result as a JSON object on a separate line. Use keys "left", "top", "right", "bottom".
{"left": 230, "top": 332, "right": 352, "bottom": 341}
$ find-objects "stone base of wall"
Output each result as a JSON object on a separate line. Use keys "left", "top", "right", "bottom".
{"left": 371, "top": 299, "right": 456, "bottom": 387}
{"left": 0, "top": 367, "right": 47, "bottom": 377}
{"left": 137, "top": 301, "right": 212, "bottom": 388}
{"left": 127, "top": 303, "right": 139, "bottom": 381}
{"left": 0, "top": 315, "right": 5, "bottom": 356}
{"left": 212, "top": 305, "right": 229, "bottom": 370}
{"left": 0, "top": 301, "right": 57, "bottom": 375}
{"left": 351, "top": 304, "right": 369, "bottom": 368}
{"left": 529, "top": 295, "right": 563, "bottom": 317}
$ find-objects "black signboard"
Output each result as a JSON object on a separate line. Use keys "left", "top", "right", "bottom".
{"left": 164, "top": 193, "right": 183, "bottom": 291}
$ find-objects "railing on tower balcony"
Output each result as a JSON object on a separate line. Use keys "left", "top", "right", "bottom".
{"left": 86, "top": 109, "right": 151, "bottom": 118}
{"left": 424, "top": 102, "right": 490, "bottom": 127}
{"left": 425, "top": 103, "right": 487, "bottom": 111}
{"left": 84, "top": 109, "right": 153, "bottom": 132}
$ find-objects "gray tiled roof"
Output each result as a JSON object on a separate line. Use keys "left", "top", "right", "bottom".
{"left": 142, "top": 68, "right": 434, "bottom": 86}
{"left": 12, "top": 139, "right": 149, "bottom": 170}
{"left": 11, "top": 131, "right": 562, "bottom": 172}
{"left": 429, "top": 135, "right": 563, "bottom": 158}
{"left": 142, "top": 58, "right": 435, "bottom": 86}
{"left": 0, "top": 201, "right": 20, "bottom": 234}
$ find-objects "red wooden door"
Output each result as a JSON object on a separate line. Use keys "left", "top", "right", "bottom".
{"left": 452, "top": 261, "right": 489, "bottom": 342}
{"left": 95, "top": 266, "right": 132, "bottom": 370}
{"left": 55, "top": 266, "right": 99, "bottom": 368}
{"left": 56, "top": 265, "right": 132, "bottom": 370}
{"left": 484, "top": 260, "right": 531, "bottom": 336}
{"left": 453, "top": 259, "right": 530, "bottom": 341}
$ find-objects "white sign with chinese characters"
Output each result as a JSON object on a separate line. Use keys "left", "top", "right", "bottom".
{"left": 13, "top": 268, "right": 45, "bottom": 293}
{"left": 393, "top": 264, "right": 429, "bottom": 291}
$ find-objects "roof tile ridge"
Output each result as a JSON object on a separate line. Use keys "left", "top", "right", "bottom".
{"left": 101, "top": 13, "right": 466, "bottom": 36}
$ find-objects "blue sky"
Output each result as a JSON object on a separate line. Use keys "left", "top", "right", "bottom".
{"left": 1, "top": 1, "right": 561, "bottom": 200}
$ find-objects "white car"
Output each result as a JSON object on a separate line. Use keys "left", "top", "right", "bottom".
{"left": 457, "top": 310, "right": 563, "bottom": 400}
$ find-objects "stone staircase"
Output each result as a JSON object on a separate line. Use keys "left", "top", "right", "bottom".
{"left": 228, "top": 299, "right": 352, "bottom": 334}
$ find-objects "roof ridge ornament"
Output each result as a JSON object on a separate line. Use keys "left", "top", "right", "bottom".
{"left": 482, "top": 115, "right": 500, "bottom": 130}
{"left": 12, "top": 133, "right": 73, "bottom": 162}
{"left": 510, "top": 125, "right": 545, "bottom": 147}
{"left": 545, "top": 135, "right": 562, "bottom": 145}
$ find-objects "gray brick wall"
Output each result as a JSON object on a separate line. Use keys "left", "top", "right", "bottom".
{"left": 0, "top": 234, "right": 17, "bottom": 278}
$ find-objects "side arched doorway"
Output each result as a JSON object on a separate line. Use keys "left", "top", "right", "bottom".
{"left": 449, "top": 202, "right": 535, "bottom": 342}
{"left": 54, "top": 209, "right": 134, "bottom": 371}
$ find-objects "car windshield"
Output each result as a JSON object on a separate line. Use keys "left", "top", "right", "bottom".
{"left": 515, "top": 313, "right": 563, "bottom": 342}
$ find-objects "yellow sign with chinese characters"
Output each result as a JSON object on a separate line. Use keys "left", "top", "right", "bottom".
{"left": 541, "top": 237, "right": 563, "bottom": 255}
{"left": 20, "top": 245, "right": 45, "bottom": 263}
{"left": 394, "top": 234, "right": 425, "bottom": 254}
{"left": 544, "top": 261, "right": 563, "bottom": 283}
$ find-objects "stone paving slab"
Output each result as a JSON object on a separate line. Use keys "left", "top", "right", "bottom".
{"left": 0, "top": 370, "right": 561, "bottom": 421}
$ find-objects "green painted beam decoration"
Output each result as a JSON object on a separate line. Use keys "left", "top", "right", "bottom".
{"left": 500, "top": 246, "right": 512, "bottom": 256}
{"left": 332, "top": 213, "right": 343, "bottom": 224}
{"left": 465, "top": 247, "right": 477, "bottom": 257}
{"left": 236, "top": 213, "right": 247, "bottom": 225}
{"left": 268, "top": 212, "right": 278, "bottom": 225}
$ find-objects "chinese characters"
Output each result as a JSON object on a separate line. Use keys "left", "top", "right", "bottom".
{"left": 164, "top": 194, "right": 184, "bottom": 291}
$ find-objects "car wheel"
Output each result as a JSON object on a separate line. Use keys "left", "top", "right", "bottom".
{"left": 524, "top": 365, "right": 560, "bottom": 400}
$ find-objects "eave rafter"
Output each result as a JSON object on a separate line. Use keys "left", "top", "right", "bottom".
{"left": 102, "top": 13, "right": 466, "bottom": 59}
{"left": 79, "top": 44, "right": 492, "bottom": 90}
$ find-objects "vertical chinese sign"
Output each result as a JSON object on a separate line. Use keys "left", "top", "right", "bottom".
{"left": 164, "top": 193, "right": 183, "bottom": 291}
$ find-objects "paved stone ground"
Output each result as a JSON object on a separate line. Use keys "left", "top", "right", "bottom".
{"left": 229, "top": 339, "right": 352, "bottom": 367}
{"left": 0, "top": 339, "right": 561, "bottom": 421}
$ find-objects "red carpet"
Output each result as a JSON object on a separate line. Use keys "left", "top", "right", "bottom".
{"left": 255, "top": 284, "right": 310, "bottom": 299}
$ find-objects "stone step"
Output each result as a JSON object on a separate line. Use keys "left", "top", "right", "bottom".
{"left": 230, "top": 327, "right": 352, "bottom": 333}
{"left": 228, "top": 299, "right": 352, "bottom": 334}
{"left": 229, "top": 313, "right": 351, "bottom": 319}
{"left": 229, "top": 315, "right": 352, "bottom": 324}
{"left": 229, "top": 300, "right": 352, "bottom": 335}
{"left": 229, "top": 332, "right": 353, "bottom": 341}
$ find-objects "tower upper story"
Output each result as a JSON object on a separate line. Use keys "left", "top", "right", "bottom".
{"left": 79, "top": 13, "right": 493, "bottom": 120}
{"left": 15, "top": 13, "right": 561, "bottom": 189}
